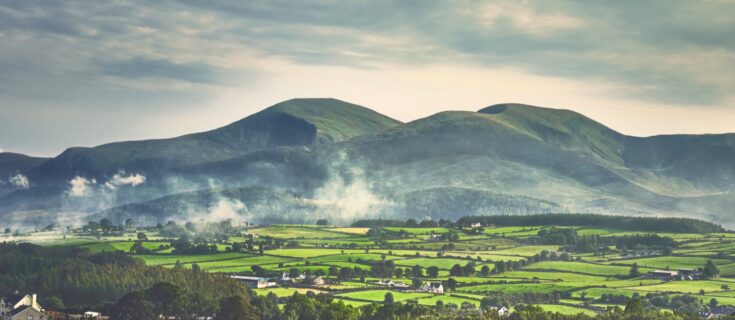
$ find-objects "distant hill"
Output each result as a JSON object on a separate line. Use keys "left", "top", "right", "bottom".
{"left": 0, "top": 152, "right": 49, "bottom": 178}
{"left": 25, "top": 98, "right": 402, "bottom": 183}
{"left": 3, "top": 99, "right": 735, "bottom": 227}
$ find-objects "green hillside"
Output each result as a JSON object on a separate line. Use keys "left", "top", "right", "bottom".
{"left": 26, "top": 98, "right": 401, "bottom": 182}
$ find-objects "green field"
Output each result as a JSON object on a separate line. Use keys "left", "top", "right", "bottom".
{"left": 20, "top": 221, "right": 735, "bottom": 317}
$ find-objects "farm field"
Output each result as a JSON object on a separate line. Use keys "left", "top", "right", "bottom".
{"left": 11, "top": 219, "right": 735, "bottom": 317}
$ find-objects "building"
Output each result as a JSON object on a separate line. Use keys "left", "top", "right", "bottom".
{"left": 470, "top": 223, "right": 482, "bottom": 228}
{"left": 230, "top": 275, "right": 277, "bottom": 288}
{"left": 421, "top": 282, "right": 444, "bottom": 294}
{"left": 647, "top": 270, "right": 679, "bottom": 279}
{"left": 83, "top": 311, "right": 102, "bottom": 319}
{"left": 678, "top": 269, "right": 702, "bottom": 280}
{"left": 1, "top": 293, "right": 47, "bottom": 320}
{"left": 312, "top": 276, "right": 325, "bottom": 286}
{"left": 489, "top": 306, "right": 509, "bottom": 316}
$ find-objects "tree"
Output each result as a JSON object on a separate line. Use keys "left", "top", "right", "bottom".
{"left": 710, "top": 298, "right": 719, "bottom": 308}
{"left": 109, "top": 291, "right": 154, "bottom": 320}
{"left": 216, "top": 295, "right": 259, "bottom": 320}
{"left": 339, "top": 267, "right": 353, "bottom": 279}
{"left": 100, "top": 218, "right": 113, "bottom": 232}
{"left": 137, "top": 232, "right": 148, "bottom": 241}
{"left": 146, "top": 282, "right": 184, "bottom": 319}
{"left": 624, "top": 297, "right": 647, "bottom": 315}
{"left": 405, "top": 219, "right": 418, "bottom": 227}
{"left": 316, "top": 219, "right": 329, "bottom": 226}
{"left": 411, "top": 265, "right": 423, "bottom": 277}
{"left": 427, "top": 266, "right": 439, "bottom": 278}
{"left": 446, "top": 278, "right": 457, "bottom": 291}
{"left": 704, "top": 260, "right": 720, "bottom": 278}
{"left": 4, "top": 227, "right": 11, "bottom": 234}
{"left": 124, "top": 218, "right": 134, "bottom": 230}
{"left": 450, "top": 264, "right": 463, "bottom": 276}
{"left": 629, "top": 263, "right": 641, "bottom": 278}
{"left": 42, "top": 296, "right": 65, "bottom": 310}
{"left": 480, "top": 265, "right": 490, "bottom": 277}
{"left": 384, "top": 292, "right": 394, "bottom": 304}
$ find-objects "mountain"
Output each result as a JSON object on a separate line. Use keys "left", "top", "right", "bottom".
{"left": 0, "top": 152, "right": 49, "bottom": 178}
{"left": 25, "top": 98, "right": 402, "bottom": 183}
{"left": 3, "top": 99, "right": 735, "bottom": 227}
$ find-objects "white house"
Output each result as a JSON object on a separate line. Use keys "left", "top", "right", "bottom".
{"left": 490, "top": 306, "right": 509, "bottom": 316}
{"left": 470, "top": 223, "right": 482, "bottom": 228}
{"left": 1, "top": 293, "right": 47, "bottom": 320}
{"left": 421, "top": 282, "right": 444, "bottom": 294}
{"left": 230, "top": 275, "right": 277, "bottom": 288}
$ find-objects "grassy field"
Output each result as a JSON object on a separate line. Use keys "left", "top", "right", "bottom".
{"left": 19, "top": 222, "right": 735, "bottom": 316}
{"left": 336, "top": 290, "right": 433, "bottom": 302}
{"left": 249, "top": 226, "right": 349, "bottom": 239}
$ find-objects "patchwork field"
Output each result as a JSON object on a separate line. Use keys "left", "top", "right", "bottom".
{"left": 14, "top": 221, "right": 735, "bottom": 316}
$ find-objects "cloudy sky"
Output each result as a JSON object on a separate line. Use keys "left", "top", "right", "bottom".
{"left": 1, "top": 1, "right": 734, "bottom": 156}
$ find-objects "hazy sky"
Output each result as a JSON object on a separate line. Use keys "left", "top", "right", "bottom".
{"left": 1, "top": 1, "right": 734, "bottom": 157}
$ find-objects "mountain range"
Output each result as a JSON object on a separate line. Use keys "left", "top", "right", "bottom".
{"left": 2, "top": 98, "right": 734, "bottom": 227}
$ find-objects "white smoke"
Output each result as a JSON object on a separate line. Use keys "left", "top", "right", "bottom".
{"left": 68, "top": 176, "right": 96, "bottom": 197}
{"left": 9, "top": 174, "right": 30, "bottom": 189}
{"left": 180, "top": 198, "right": 249, "bottom": 224}
{"left": 105, "top": 172, "right": 146, "bottom": 190}
{"left": 312, "top": 152, "right": 389, "bottom": 223}
{"left": 206, "top": 199, "right": 246, "bottom": 222}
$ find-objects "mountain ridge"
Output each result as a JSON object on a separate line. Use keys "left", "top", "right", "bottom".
{"left": 3, "top": 98, "right": 734, "bottom": 226}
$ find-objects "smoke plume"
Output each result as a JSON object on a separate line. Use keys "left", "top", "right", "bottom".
{"left": 9, "top": 174, "right": 30, "bottom": 189}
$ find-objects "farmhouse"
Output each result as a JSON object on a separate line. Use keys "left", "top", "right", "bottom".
{"left": 0, "top": 293, "right": 47, "bottom": 320}
{"left": 377, "top": 280, "right": 410, "bottom": 289}
{"left": 647, "top": 270, "right": 680, "bottom": 279}
{"left": 489, "top": 306, "right": 509, "bottom": 316}
{"left": 311, "top": 276, "right": 325, "bottom": 286}
{"left": 470, "top": 223, "right": 482, "bottom": 228}
{"left": 230, "top": 275, "right": 277, "bottom": 288}
{"left": 677, "top": 268, "right": 702, "bottom": 280}
{"left": 421, "top": 281, "right": 444, "bottom": 294}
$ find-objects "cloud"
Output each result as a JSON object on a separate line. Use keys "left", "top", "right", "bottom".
{"left": 102, "top": 57, "right": 224, "bottom": 84}
{"left": 104, "top": 172, "right": 146, "bottom": 190}
{"left": 1, "top": 0, "right": 735, "bottom": 156}
{"left": 68, "top": 176, "right": 96, "bottom": 197}
{"left": 9, "top": 174, "right": 30, "bottom": 189}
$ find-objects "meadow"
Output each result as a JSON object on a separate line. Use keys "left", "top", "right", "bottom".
{"left": 10, "top": 219, "right": 735, "bottom": 317}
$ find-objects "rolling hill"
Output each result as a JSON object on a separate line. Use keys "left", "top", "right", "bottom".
{"left": 23, "top": 98, "right": 402, "bottom": 184}
{"left": 3, "top": 99, "right": 735, "bottom": 226}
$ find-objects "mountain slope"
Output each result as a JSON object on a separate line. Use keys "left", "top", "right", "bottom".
{"left": 25, "top": 98, "right": 402, "bottom": 183}
{"left": 4, "top": 99, "right": 735, "bottom": 226}
{"left": 0, "top": 152, "right": 50, "bottom": 178}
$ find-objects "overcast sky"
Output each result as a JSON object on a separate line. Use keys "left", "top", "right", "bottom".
{"left": 1, "top": 1, "right": 734, "bottom": 157}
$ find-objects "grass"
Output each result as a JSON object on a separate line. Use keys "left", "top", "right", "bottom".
{"left": 488, "top": 246, "right": 560, "bottom": 257}
{"left": 394, "top": 257, "right": 483, "bottom": 270}
{"left": 536, "top": 304, "right": 597, "bottom": 316}
{"left": 253, "top": 287, "right": 325, "bottom": 297}
{"left": 526, "top": 261, "right": 646, "bottom": 276}
{"left": 457, "top": 283, "right": 577, "bottom": 294}
{"left": 609, "top": 256, "right": 732, "bottom": 269}
{"left": 134, "top": 252, "right": 248, "bottom": 266}
{"left": 383, "top": 227, "right": 450, "bottom": 234}
{"left": 265, "top": 248, "right": 363, "bottom": 258}
{"left": 327, "top": 228, "right": 371, "bottom": 235}
{"left": 249, "top": 227, "right": 350, "bottom": 239}
{"left": 336, "top": 290, "right": 432, "bottom": 302}
{"left": 631, "top": 280, "right": 731, "bottom": 294}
